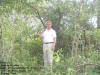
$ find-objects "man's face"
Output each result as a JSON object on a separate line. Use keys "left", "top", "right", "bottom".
{"left": 46, "top": 21, "right": 52, "bottom": 29}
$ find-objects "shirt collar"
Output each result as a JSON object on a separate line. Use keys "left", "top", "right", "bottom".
{"left": 46, "top": 28, "right": 53, "bottom": 31}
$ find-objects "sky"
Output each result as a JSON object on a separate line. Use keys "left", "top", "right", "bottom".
{"left": 90, "top": 16, "right": 97, "bottom": 28}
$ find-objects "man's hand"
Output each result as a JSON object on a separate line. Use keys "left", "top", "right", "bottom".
{"left": 51, "top": 37, "right": 56, "bottom": 51}
{"left": 51, "top": 44, "right": 55, "bottom": 51}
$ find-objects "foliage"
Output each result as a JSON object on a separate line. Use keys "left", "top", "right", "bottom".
{"left": 0, "top": 0, "right": 100, "bottom": 75}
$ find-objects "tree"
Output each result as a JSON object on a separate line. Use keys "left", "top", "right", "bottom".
{"left": 0, "top": 25, "right": 2, "bottom": 58}
{"left": 97, "top": 0, "right": 100, "bottom": 29}
{"left": 0, "top": 0, "right": 1, "bottom": 3}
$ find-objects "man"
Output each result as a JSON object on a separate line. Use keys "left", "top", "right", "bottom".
{"left": 40, "top": 21, "right": 57, "bottom": 74}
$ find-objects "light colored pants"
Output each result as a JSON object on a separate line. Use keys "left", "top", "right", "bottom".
{"left": 43, "top": 43, "right": 53, "bottom": 74}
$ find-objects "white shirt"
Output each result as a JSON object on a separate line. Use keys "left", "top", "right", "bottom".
{"left": 42, "top": 28, "right": 57, "bottom": 43}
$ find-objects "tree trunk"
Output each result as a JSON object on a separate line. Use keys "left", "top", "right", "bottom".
{"left": 0, "top": 0, "right": 1, "bottom": 3}
{"left": 0, "top": 25, "right": 2, "bottom": 58}
{"left": 97, "top": 0, "right": 100, "bottom": 29}
{"left": 97, "top": 12, "right": 100, "bottom": 29}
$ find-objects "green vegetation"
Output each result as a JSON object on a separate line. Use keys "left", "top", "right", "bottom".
{"left": 0, "top": 0, "right": 100, "bottom": 75}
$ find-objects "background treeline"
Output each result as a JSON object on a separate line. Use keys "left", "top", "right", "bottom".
{"left": 0, "top": 0, "right": 100, "bottom": 75}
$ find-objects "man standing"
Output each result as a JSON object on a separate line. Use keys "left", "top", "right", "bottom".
{"left": 40, "top": 21, "right": 57, "bottom": 74}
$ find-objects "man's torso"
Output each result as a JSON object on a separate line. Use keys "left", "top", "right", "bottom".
{"left": 42, "top": 28, "right": 56, "bottom": 43}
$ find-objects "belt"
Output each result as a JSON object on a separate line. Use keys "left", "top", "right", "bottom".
{"left": 44, "top": 42, "right": 54, "bottom": 44}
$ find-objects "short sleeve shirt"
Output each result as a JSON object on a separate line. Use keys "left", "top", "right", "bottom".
{"left": 42, "top": 28, "right": 57, "bottom": 43}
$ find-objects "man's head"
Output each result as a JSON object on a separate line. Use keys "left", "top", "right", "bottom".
{"left": 45, "top": 21, "right": 52, "bottom": 30}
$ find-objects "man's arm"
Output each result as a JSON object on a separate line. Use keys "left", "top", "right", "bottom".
{"left": 53, "top": 37, "right": 56, "bottom": 47}
{"left": 40, "top": 32, "right": 43, "bottom": 38}
{"left": 40, "top": 29, "right": 44, "bottom": 38}
{"left": 52, "top": 37, "right": 56, "bottom": 50}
